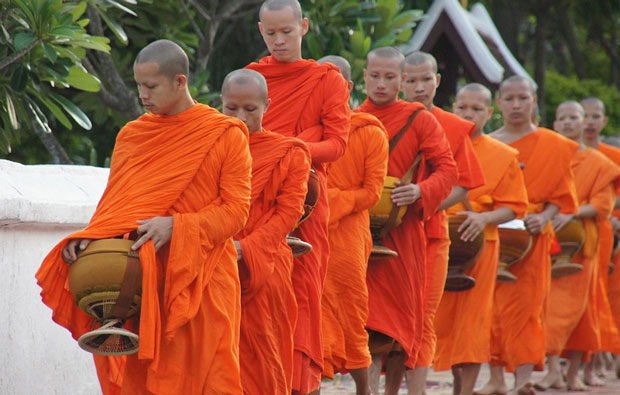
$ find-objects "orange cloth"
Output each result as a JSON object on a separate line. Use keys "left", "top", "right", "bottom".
{"left": 547, "top": 149, "right": 619, "bottom": 356}
{"left": 595, "top": 143, "right": 620, "bottom": 343}
{"left": 355, "top": 99, "right": 458, "bottom": 367}
{"left": 247, "top": 56, "right": 350, "bottom": 392}
{"left": 490, "top": 128, "right": 578, "bottom": 372}
{"left": 321, "top": 112, "right": 389, "bottom": 378}
{"left": 434, "top": 135, "right": 528, "bottom": 370}
{"left": 35, "top": 104, "right": 252, "bottom": 394}
{"left": 235, "top": 131, "right": 311, "bottom": 394}
{"left": 416, "top": 107, "right": 486, "bottom": 367}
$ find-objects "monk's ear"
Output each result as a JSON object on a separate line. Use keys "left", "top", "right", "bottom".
{"left": 532, "top": 94, "right": 538, "bottom": 104}
{"left": 264, "top": 98, "right": 272, "bottom": 113}
{"left": 435, "top": 73, "right": 441, "bottom": 87}
{"left": 301, "top": 17, "right": 309, "bottom": 36}
{"left": 258, "top": 22, "right": 264, "bottom": 35}
{"left": 401, "top": 72, "right": 408, "bottom": 84}
{"left": 603, "top": 116, "right": 609, "bottom": 128}
{"left": 486, "top": 106, "right": 494, "bottom": 120}
{"left": 175, "top": 74, "right": 187, "bottom": 88}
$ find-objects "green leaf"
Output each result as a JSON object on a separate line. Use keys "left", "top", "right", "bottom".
{"left": 64, "top": 65, "right": 101, "bottom": 92}
{"left": 13, "top": 31, "right": 36, "bottom": 50}
{"left": 5, "top": 92, "right": 19, "bottom": 130}
{"left": 49, "top": 91, "right": 92, "bottom": 130}
{"left": 42, "top": 43, "right": 58, "bottom": 63}
{"left": 68, "top": 1, "right": 88, "bottom": 22}
{"left": 10, "top": 66, "right": 28, "bottom": 91}
{"left": 107, "top": 0, "right": 137, "bottom": 16}
{"left": 63, "top": 38, "right": 110, "bottom": 52}
{"left": 27, "top": 101, "right": 52, "bottom": 134}
{"left": 99, "top": 11, "right": 129, "bottom": 45}
{"left": 30, "top": 89, "right": 73, "bottom": 129}
{"left": 306, "top": 33, "right": 323, "bottom": 60}
{"left": 89, "top": 147, "right": 97, "bottom": 166}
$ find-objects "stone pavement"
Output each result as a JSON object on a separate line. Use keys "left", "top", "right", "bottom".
{"left": 321, "top": 364, "right": 620, "bottom": 394}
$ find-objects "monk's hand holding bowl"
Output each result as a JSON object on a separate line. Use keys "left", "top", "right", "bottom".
{"left": 456, "top": 211, "right": 487, "bottom": 242}
{"left": 551, "top": 213, "right": 574, "bottom": 233}
{"left": 133, "top": 216, "right": 174, "bottom": 252}
{"left": 524, "top": 213, "right": 549, "bottom": 235}
{"left": 391, "top": 181, "right": 421, "bottom": 206}
{"left": 62, "top": 238, "right": 93, "bottom": 264}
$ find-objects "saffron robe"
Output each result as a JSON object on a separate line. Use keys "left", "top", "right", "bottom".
{"left": 321, "top": 112, "right": 389, "bottom": 378}
{"left": 36, "top": 104, "right": 252, "bottom": 394}
{"left": 490, "top": 128, "right": 578, "bottom": 372}
{"left": 416, "top": 107, "right": 485, "bottom": 367}
{"left": 355, "top": 99, "right": 457, "bottom": 367}
{"left": 247, "top": 56, "right": 350, "bottom": 391}
{"left": 596, "top": 143, "right": 620, "bottom": 350}
{"left": 235, "top": 131, "right": 311, "bottom": 395}
{"left": 434, "top": 135, "right": 527, "bottom": 370}
{"left": 547, "top": 149, "right": 619, "bottom": 356}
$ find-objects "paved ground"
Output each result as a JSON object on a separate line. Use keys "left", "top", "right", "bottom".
{"left": 321, "top": 364, "right": 620, "bottom": 394}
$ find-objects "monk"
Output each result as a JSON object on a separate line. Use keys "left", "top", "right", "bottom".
{"left": 221, "top": 69, "right": 312, "bottom": 395}
{"left": 36, "top": 40, "right": 252, "bottom": 394}
{"left": 581, "top": 97, "right": 620, "bottom": 381}
{"left": 356, "top": 46, "right": 457, "bottom": 395}
{"left": 536, "top": 101, "right": 620, "bottom": 391}
{"left": 433, "top": 83, "right": 528, "bottom": 395}
{"left": 476, "top": 76, "right": 579, "bottom": 395}
{"left": 246, "top": 1, "right": 350, "bottom": 393}
{"left": 316, "top": 55, "right": 389, "bottom": 395}
{"left": 402, "top": 51, "right": 486, "bottom": 394}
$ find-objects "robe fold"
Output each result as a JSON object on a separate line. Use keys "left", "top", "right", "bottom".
{"left": 355, "top": 99, "right": 457, "bottom": 367}
{"left": 490, "top": 128, "right": 578, "bottom": 372}
{"left": 547, "top": 149, "right": 620, "bottom": 356}
{"left": 595, "top": 143, "right": 620, "bottom": 350}
{"left": 36, "top": 104, "right": 252, "bottom": 394}
{"left": 416, "top": 107, "right": 486, "bottom": 367}
{"left": 247, "top": 56, "right": 350, "bottom": 392}
{"left": 434, "top": 135, "right": 527, "bottom": 371}
{"left": 235, "top": 131, "right": 311, "bottom": 395}
{"left": 321, "top": 112, "right": 389, "bottom": 378}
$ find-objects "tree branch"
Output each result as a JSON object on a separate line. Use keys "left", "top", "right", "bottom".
{"left": 0, "top": 39, "right": 38, "bottom": 72}
{"left": 26, "top": 105, "right": 72, "bottom": 164}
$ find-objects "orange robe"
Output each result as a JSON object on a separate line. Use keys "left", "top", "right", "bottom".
{"left": 246, "top": 56, "right": 350, "bottom": 392}
{"left": 434, "top": 135, "right": 527, "bottom": 370}
{"left": 35, "top": 104, "right": 252, "bottom": 394}
{"left": 547, "top": 149, "right": 619, "bottom": 357}
{"left": 416, "top": 107, "right": 485, "bottom": 367}
{"left": 235, "top": 131, "right": 311, "bottom": 394}
{"left": 321, "top": 112, "right": 389, "bottom": 378}
{"left": 490, "top": 128, "right": 578, "bottom": 372}
{"left": 596, "top": 143, "right": 620, "bottom": 351}
{"left": 355, "top": 99, "right": 457, "bottom": 367}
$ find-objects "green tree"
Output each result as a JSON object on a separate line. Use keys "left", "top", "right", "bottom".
{"left": 0, "top": 0, "right": 111, "bottom": 162}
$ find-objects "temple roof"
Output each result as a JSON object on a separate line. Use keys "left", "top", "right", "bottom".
{"left": 400, "top": 0, "right": 536, "bottom": 89}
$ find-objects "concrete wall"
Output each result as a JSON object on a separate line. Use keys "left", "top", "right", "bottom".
{"left": 0, "top": 160, "right": 109, "bottom": 394}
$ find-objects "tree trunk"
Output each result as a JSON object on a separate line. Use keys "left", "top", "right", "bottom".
{"left": 84, "top": 5, "right": 143, "bottom": 121}
{"left": 534, "top": 8, "right": 547, "bottom": 125}
{"left": 27, "top": 107, "right": 72, "bottom": 164}
{"left": 556, "top": 3, "right": 586, "bottom": 78}
{"left": 492, "top": 0, "right": 525, "bottom": 60}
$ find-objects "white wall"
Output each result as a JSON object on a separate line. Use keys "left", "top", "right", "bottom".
{"left": 0, "top": 160, "right": 108, "bottom": 394}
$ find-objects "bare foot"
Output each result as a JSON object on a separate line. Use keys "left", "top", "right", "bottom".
{"left": 583, "top": 368, "right": 604, "bottom": 387}
{"left": 534, "top": 369, "right": 565, "bottom": 390}
{"left": 566, "top": 375, "right": 587, "bottom": 391}
{"left": 508, "top": 382, "right": 535, "bottom": 395}
{"left": 474, "top": 382, "right": 508, "bottom": 395}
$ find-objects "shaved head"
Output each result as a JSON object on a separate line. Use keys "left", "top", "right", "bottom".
{"left": 456, "top": 83, "right": 492, "bottom": 106}
{"left": 134, "top": 39, "right": 189, "bottom": 80}
{"left": 556, "top": 100, "right": 585, "bottom": 117}
{"left": 581, "top": 97, "right": 606, "bottom": 115}
{"left": 498, "top": 75, "right": 536, "bottom": 97}
{"left": 259, "top": 0, "right": 302, "bottom": 20}
{"left": 222, "top": 69, "right": 268, "bottom": 101}
{"left": 318, "top": 55, "right": 351, "bottom": 81}
{"left": 367, "top": 47, "right": 405, "bottom": 72}
{"left": 405, "top": 51, "right": 438, "bottom": 73}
